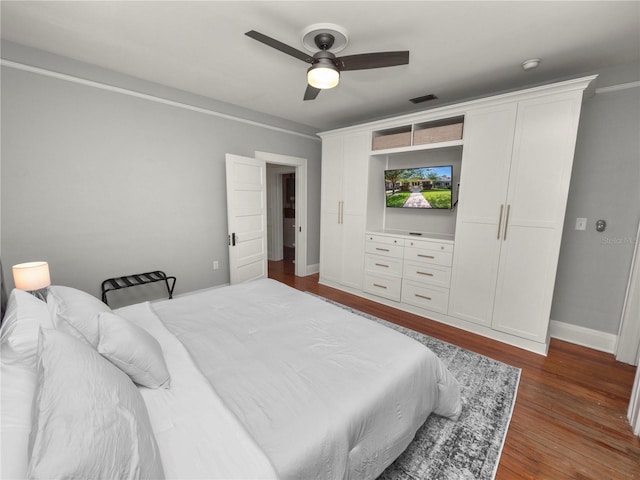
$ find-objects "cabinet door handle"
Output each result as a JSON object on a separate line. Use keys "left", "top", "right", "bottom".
{"left": 376, "top": 247, "right": 390, "bottom": 252}
{"left": 503, "top": 204, "right": 511, "bottom": 241}
{"left": 415, "top": 294, "right": 432, "bottom": 301}
{"left": 497, "top": 204, "right": 504, "bottom": 240}
{"left": 418, "top": 254, "right": 435, "bottom": 259}
{"left": 338, "top": 201, "right": 344, "bottom": 224}
{"left": 417, "top": 271, "right": 434, "bottom": 276}
{"left": 375, "top": 263, "right": 389, "bottom": 268}
{"left": 373, "top": 283, "right": 388, "bottom": 289}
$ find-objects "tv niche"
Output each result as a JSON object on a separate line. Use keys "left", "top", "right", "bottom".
{"left": 385, "top": 166, "right": 453, "bottom": 209}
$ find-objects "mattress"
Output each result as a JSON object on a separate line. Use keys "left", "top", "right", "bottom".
{"left": 145, "top": 278, "right": 461, "bottom": 480}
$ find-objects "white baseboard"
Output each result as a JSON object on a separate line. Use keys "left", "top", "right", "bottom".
{"left": 549, "top": 320, "right": 618, "bottom": 353}
{"left": 305, "top": 263, "right": 320, "bottom": 275}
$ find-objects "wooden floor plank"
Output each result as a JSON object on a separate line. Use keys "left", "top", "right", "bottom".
{"left": 268, "top": 260, "right": 640, "bottom": 479}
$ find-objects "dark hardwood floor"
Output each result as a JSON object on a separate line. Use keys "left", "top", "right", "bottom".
{"left": 268, "top": 259, "right": 640, "bottom": 479}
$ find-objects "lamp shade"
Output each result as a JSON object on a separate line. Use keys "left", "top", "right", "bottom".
{"left": 13, "top": 261, "right": 51, "bottom": 291}
{"left": 307, "top": 63, "right": 340, "bottom": 89}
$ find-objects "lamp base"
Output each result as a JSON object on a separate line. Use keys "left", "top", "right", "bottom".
{"left": 30, "top": 287, "right": 49, "bottom": 302}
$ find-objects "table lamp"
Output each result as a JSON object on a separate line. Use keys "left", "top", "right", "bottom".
{"left": 12, "top": 261, "right": 51, "bottom": 301}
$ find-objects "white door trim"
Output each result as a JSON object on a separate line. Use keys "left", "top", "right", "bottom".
{"left": 616, "top": 219, "right": 640, "bottom": 365}
{"left": 266, "top": 166, "right": 294, "bottom": 261}
{"left": 255, "top": 151, "right": 308, "bottom": 277}
{"left": 630, "top": 362, "right": 640, "bottom": 436}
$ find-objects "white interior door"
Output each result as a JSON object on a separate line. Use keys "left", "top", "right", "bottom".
{"left": 225, "top": 154, "right": 267, "bottom": 284}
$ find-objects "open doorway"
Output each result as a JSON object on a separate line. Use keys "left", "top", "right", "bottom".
{"left": 282, "top": 172, "right": 296, "bottom": 264}
{"left": 257, "top": 151, "right": 308, "bottom": 278}
{"left": 266, "top": 165, "right": 295, "bottom": 263}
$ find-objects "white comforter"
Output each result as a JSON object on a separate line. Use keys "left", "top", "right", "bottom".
{"left": 117, "top": 300, "right": 278, "bottom": 480}
{"left": 147, "top": 278, "right": 461, "bottom": 480}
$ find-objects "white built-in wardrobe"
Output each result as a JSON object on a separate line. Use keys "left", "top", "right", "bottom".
{"left": 318, "top": 76, "right": 596, "bottom": 355}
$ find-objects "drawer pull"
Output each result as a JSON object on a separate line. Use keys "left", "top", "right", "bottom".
{"left": 373, "top": 283, "right": 388, "bottom": 289}
{"left": 376, "top": 247, "right": 390, "bottom": 252}
{"left": 415, "top": 294, "right": 432, "bottom": 301}
{"left": 417, "top": 271, "right": 434, "bottom": 276}
{"left": 375, "top": 263, "right": 389, "bottom": 268}
{"left": 418, "top": 254, "right": 435, "bottom": 259}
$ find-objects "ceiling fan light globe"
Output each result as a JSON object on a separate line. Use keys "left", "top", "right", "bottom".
{"left": 307, "top": 66, "right": 340, "bottom": 89}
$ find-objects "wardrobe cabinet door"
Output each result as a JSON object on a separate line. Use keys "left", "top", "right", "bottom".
{"left": 448, "top": 103, "right": 517, "bottom": 326}
{"left": 491, "top": 92, "right": 584, "bottom": 341}
{"left": 455, "top": 103, "right": 517, "bottom": 222}
{"left": 319, "top": 131, "right": 369, "bottom": 290}
{"left": 320, "top": 211, "right": 344, "bottom": 285}
{"left": 342, "top": 132, "right": 370, "bottom": 215}
{"left": 340, "top": 213, "right": 367, "bottom": 290}
{"left": 320, "top": 135, "right": 344, "bottom": 217}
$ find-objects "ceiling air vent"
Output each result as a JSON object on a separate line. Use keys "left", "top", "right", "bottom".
{"left": 409, "top": 93, "right": 438, "bottom": 104}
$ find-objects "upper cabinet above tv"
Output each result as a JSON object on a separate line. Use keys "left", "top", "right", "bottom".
{"left": 371, "top": 116, "right": 464, "bottom": 154}
{"left": 321, "top": 75, "right": 598, "bottom": 155}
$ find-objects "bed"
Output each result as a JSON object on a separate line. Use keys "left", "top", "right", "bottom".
{"left": 1, "top": 278, "right": 461, "bottom": 479}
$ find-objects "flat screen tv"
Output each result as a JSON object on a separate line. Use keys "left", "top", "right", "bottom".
{"left": 385, "top": 166, "right": 453, "bottom": 209}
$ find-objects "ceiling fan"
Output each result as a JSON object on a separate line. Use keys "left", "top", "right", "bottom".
{"left": 245, "top": 26, "right": 409, "bottom": 101}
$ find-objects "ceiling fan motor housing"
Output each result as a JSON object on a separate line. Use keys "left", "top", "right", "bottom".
{"left": 313, "top": 50, "right": 337, "bottom": 64}
{"left": 314, "top": 33, "right": 335, "bottom": 51}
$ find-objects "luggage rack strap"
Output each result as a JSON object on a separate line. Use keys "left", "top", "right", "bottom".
{"left": 101, "top": 270, "right": 176, "bottom": 305}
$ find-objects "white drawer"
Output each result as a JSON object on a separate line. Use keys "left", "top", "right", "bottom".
{"left": 403, "top": 261, "right": 451, "bottom": 288}
{"left": 363, "top": 272, "right": 401, "bottom": 302}
{"left": 365, "top": 254, "right": 403, "bottom": 276}
{"left": 404, "top": 246, "right": 453, "bottom": 267}
{"left": 365, "top": 241, "right": 404, "bottom": 259}
{"left": 365, "top": 234, "right": 405, "bottom": 247}
{"left": 401, "top": 280, "right": 450, "bottom": 314}
{"left": 405, "top": 238, "right": 453, "bottom": 254}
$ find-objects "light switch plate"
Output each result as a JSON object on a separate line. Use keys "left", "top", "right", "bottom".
{"left": 575, "top": 218, "right": 587, "bottom": 231}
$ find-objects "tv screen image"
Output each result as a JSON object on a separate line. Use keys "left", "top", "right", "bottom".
{"left": 385, "top": 166, "right": 453, "bottom": 209}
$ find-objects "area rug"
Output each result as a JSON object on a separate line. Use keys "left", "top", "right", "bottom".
{"left": 311, "top": 296, "right": 521, "bottom": 480}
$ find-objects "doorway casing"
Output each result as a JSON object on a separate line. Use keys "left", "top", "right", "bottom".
{"left": 256, "top": 151, "right": 308, "bottom": 277}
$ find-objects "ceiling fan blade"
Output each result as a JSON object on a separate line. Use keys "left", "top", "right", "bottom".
{"left": 245, "top": 30, "right": 313, "bottom": 63}
{"left": 304, "top": 84, "right": 321, "bottom": 101}
{"left": 336, "top": 51, "right": 409, "bottom": 71}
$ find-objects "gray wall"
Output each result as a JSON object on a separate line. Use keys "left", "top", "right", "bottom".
{"left": 551, "top": 62, "right": 640, "bottom": 334}
{"left": 1, "top": 43, "right": 321, "bottom": 307}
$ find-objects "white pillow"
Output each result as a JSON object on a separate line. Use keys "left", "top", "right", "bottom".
{"left": 47, "top": 285, "right": 110, "bottom": 347}
{"left": 97, "top": 312, "right": 171, "bottom": 389}
{"left": 0, "top": 289, "right": 53, "bottom": 367}
{"left": 28, "top": 328, "right": 165, "bottom": 479}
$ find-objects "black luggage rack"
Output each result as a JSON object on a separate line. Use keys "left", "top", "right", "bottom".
{"left": 101, "top": 270, "right": 176, "bottom": 305}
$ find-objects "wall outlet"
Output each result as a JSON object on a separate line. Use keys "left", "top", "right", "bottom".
{"left": 213, "top": 260, "right": 219, "bottom": 270}
{"left": 575, "top": 218, "right": 587, "bottom": 231}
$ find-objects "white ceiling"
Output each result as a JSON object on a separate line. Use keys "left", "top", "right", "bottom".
{"left": 2, "top": 1, "right": 639, "bottom": 131}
